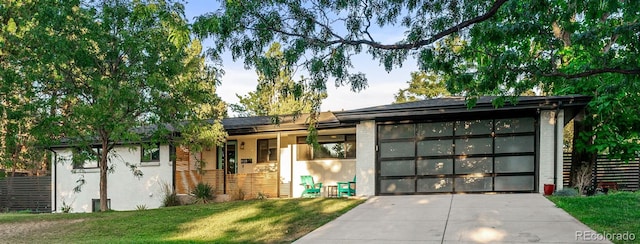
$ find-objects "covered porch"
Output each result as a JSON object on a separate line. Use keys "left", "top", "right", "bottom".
{"left": 174, "top": 113, "right": 357, "bottom": 200}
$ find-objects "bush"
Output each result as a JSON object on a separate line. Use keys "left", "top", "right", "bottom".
{"left": 60, "top": 199, "right": 73, "bottom": 213}
{"left": 553, "top": 188, "right": 579, "bottom": 197}
{"left": 192, "top": 182, "right": 214, "bottom": 203}
{"left": 161, "top": 181, "right": 180, "bottom": 207}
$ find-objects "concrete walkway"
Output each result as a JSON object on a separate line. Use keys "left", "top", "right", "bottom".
{"left": 295, "top": 194, "right": 611, "bottom": 243}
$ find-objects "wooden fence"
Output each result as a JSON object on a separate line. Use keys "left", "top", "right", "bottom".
{"left": 0, "top": 176, "right": 51, "bottom": 213}
{"left": 563, "top": 153, "right": 640, "bottom": 190}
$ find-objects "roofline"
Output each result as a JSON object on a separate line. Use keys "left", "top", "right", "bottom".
{"left": 333, "top": 95, "right": 591, "bottom": 122}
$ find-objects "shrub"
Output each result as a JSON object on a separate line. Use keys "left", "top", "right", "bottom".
{"left": 192, "top": 182, "right": 214, "bottom": 204}
{"left": 136, "top": 204, "right": 147, "bottom": 211}
{"left": 61, "top": 199, "right": 73, "bottom": 213}
{"left": 553, "top": 188, "right": 579, "bottom": 197}
{"left": 161, "top": 181, "right": 180, "bottom": 207}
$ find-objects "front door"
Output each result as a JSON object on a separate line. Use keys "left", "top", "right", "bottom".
{"left": 226, "top": 141, "right": 238, "bottom": 175}
{"left": 218, "top": 140, "right": 237, "bottom": 194}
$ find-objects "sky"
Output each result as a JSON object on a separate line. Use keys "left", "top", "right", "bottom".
{"left": 182, "top": 1, "right": 418, "bottom": 114}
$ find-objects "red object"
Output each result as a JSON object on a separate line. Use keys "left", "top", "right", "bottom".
{"left": 543, "top": 184, "right": 555, "bottom": 195}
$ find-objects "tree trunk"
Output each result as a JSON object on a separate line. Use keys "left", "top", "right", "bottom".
{"left": 569, "top": 115, "right": 597, "bottom": 188}
{"left": 99, "top": 142, "right": 109, "bottom": 211}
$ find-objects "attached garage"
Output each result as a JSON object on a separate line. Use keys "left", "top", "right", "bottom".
{"left": 377, "top": 117, "right": 536, "bottom": 194}
{"left": 334, "top": 96, "right": 591, "bottom": 196}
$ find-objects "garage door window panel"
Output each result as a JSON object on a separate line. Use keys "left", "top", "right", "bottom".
{"left": 417, "top": 139, "right": 453, "bottom": 156}
{"left": 380, "top": 141, "right": 415, "bottom": 158}
{"left": 495, "top": 118, "right": 535, "bottom": 134}
{"left": 495, "top": 135, "right": 534, "bottom": 153}
{"left": 455, "top": 177, "right": 493, "bottom": 192}
{"left": 418, "top": 178, "right": 453, "bottom": 192}
{"left": 455, "top": 138, "right": 493, "bottom": 155}
{"left": 455, "top": 157, "right": 493, "bottom": 174}
{"left": 495, "top": 156, "right": 535, "bottom": 173}
{"left": 417, "top": 159, "right": 453, "bottom": 175}
{"left": 380, "top": 160, "right": 415, "bottom": 176}
{"left": 379, "top": 124, "right": 415, "bottom": 139}
{"left": 380, "top": 179, "right": 415, "bottom": 193}
{"left": 495, "top": 175, "right": 534, "bottom": 191}
{"left": 418, "top": 122, "right": 454, "bottom": 138}
{"left": 455, "top": 120, "right": 493, "bottom": 136}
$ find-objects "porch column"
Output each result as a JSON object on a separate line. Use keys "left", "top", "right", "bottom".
{"left": 539, "top": 109, "right": 565, "bottom": 193}
{"left": 356, "top": 120, "right": 376, "bottom": 196}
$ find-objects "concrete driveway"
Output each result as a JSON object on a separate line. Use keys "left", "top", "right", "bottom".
{"left": 295, "top": 194, "right": 611, "bottom": 243}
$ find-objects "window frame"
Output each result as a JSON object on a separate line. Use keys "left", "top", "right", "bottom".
{"left": 257, "top": 138, "right": 277, "bottom": 163}
{"left": 296, "top": 134, "right": 356, "bottom": 160}
{"left": 141, "top": 144, "right": 161, "bottom": 163}
{"left": 72, "top": 147, "right": 101, "bottom": 170}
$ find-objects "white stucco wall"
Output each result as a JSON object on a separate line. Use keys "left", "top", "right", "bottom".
{"left": 355, "top": 120, "right": 376, "bottom": 196}
{"left": 291, "top": 146, "right": 356, "bottom": 197}
{"left": 53, "top": 145, "right": 173, "bottom": 212}
{"left": 538, "top": 110, "right": 565, "bottom": 193}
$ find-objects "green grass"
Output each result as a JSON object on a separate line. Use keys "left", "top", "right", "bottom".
{"left": 548, "top": 191, "right": 640, "bottom": 244}
{"left": 0, "top": 198, "right": 364, "bottom": 243}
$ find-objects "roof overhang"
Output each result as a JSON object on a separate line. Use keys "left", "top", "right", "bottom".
{"left": 334, "top": 95, "right": 591, "bottom": 123}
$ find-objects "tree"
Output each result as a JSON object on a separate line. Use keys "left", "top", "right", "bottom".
{"left": 424, "top": 1, "right": 640, "bottom": 186}
{"left": 231, "top": 42, "right": 324, "bottom": 117}
{"left": 194, "top": 0, "right": 640, "bottom": 186}
{"left": 1, "top": 0, "right": 49, "bottom": 176}
{"left": 394, "top": 71, "right": 450, "bottom": 103}
{"left": 16, "top": 0, "right": 226, "bottom": 211}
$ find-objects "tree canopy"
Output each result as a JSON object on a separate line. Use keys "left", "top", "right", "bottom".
{"left": 394, "top": 71, "right": 450, "bottom": 103}
{"left": 195, "top": 0, "right": 640, "bottom": 185}
{"left": 3, "top": 0, "right": 226, "bottom": 211}
{"left": 231, "top": 42, "right": 324, "bottom": 117}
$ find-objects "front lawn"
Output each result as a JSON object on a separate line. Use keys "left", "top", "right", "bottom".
{"left": 548, "top": 191, "right": 640, "bottom": 244}
{"left": 0, "top": 197, "right": 364, "bottom": 243}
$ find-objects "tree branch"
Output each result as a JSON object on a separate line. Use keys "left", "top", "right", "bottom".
{"left": 541, "top": 68, "right": 640, "bottom": 79}
{"left": 249, "top": 0, "right": 508, "bottom": 50}
{"left": 324, "top": 0, "right": 508, "bottom": 49}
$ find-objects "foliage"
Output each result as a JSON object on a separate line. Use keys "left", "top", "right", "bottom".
{"left": 193, "top": 0, "right": 509, "bottom": 110}
{"left": 552, "top": 188, "right": 579, "bottom": 197}
{"left": 0, "top": 198, "right": 365, "bottom": 243}
{"left": 161, "top": 181, "right": 180, "bottom": 207}
{"left": 0, "top": 0, "right": 49, "bottom": 176}
{"left": 394, "top": 71, "right": 451, "bottom": 103}
{"left": 191, "top": 182, "right": 215, "bottom": 204}
{"left": 60, "top": 201, "right": 73, "bottom": 214}
{"left": 256, "top": 192, "right": 267, "bottom": 200}
{"left": 3, "top": 0, "right": 227, "bottom": 211}
{"left": 232, "top": 42, "right": 325, "bottom": 118}
{"left": 425, "top": 0, "right": 640, "bottom": 161}
{"left": 136, "top": 204, "right": 148, "bottom": 211}
{"left": 549, "top": 191, "right": 640, "bottom": 244}
{"left": 194, "top": 0, "right": 639, "bottom": 184}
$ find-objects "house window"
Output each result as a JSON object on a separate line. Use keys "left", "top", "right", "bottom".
{"left": 92, "top": 199, "right": 111, "bottom": 212}
{"left": 141, "top": 144, "right": 160, "bottom": 162}
{"left": 257, "top": 139, "right": 277, "bottom": 163}
{"left": 296, "top": 134, "right": 356, "bottom": 160}
{"left": 73, "top": 148, "right": 100, "bottom": 169}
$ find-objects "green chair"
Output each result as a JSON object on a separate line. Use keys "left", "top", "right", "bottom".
{"left": 337, "top": 175, "right": 356, "bottom": 197}
{"left": 300, "top": 175, "right": 322, "bottom": 197}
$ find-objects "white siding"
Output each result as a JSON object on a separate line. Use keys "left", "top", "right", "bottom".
{"left": 538, "top": 110, "right": 565, "bottom": 193}
{"left": 356, "top": 120, "right": 376, "bottom": 196}
{"left": 53, "top": 145, "right": 172, "bottom": 212}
